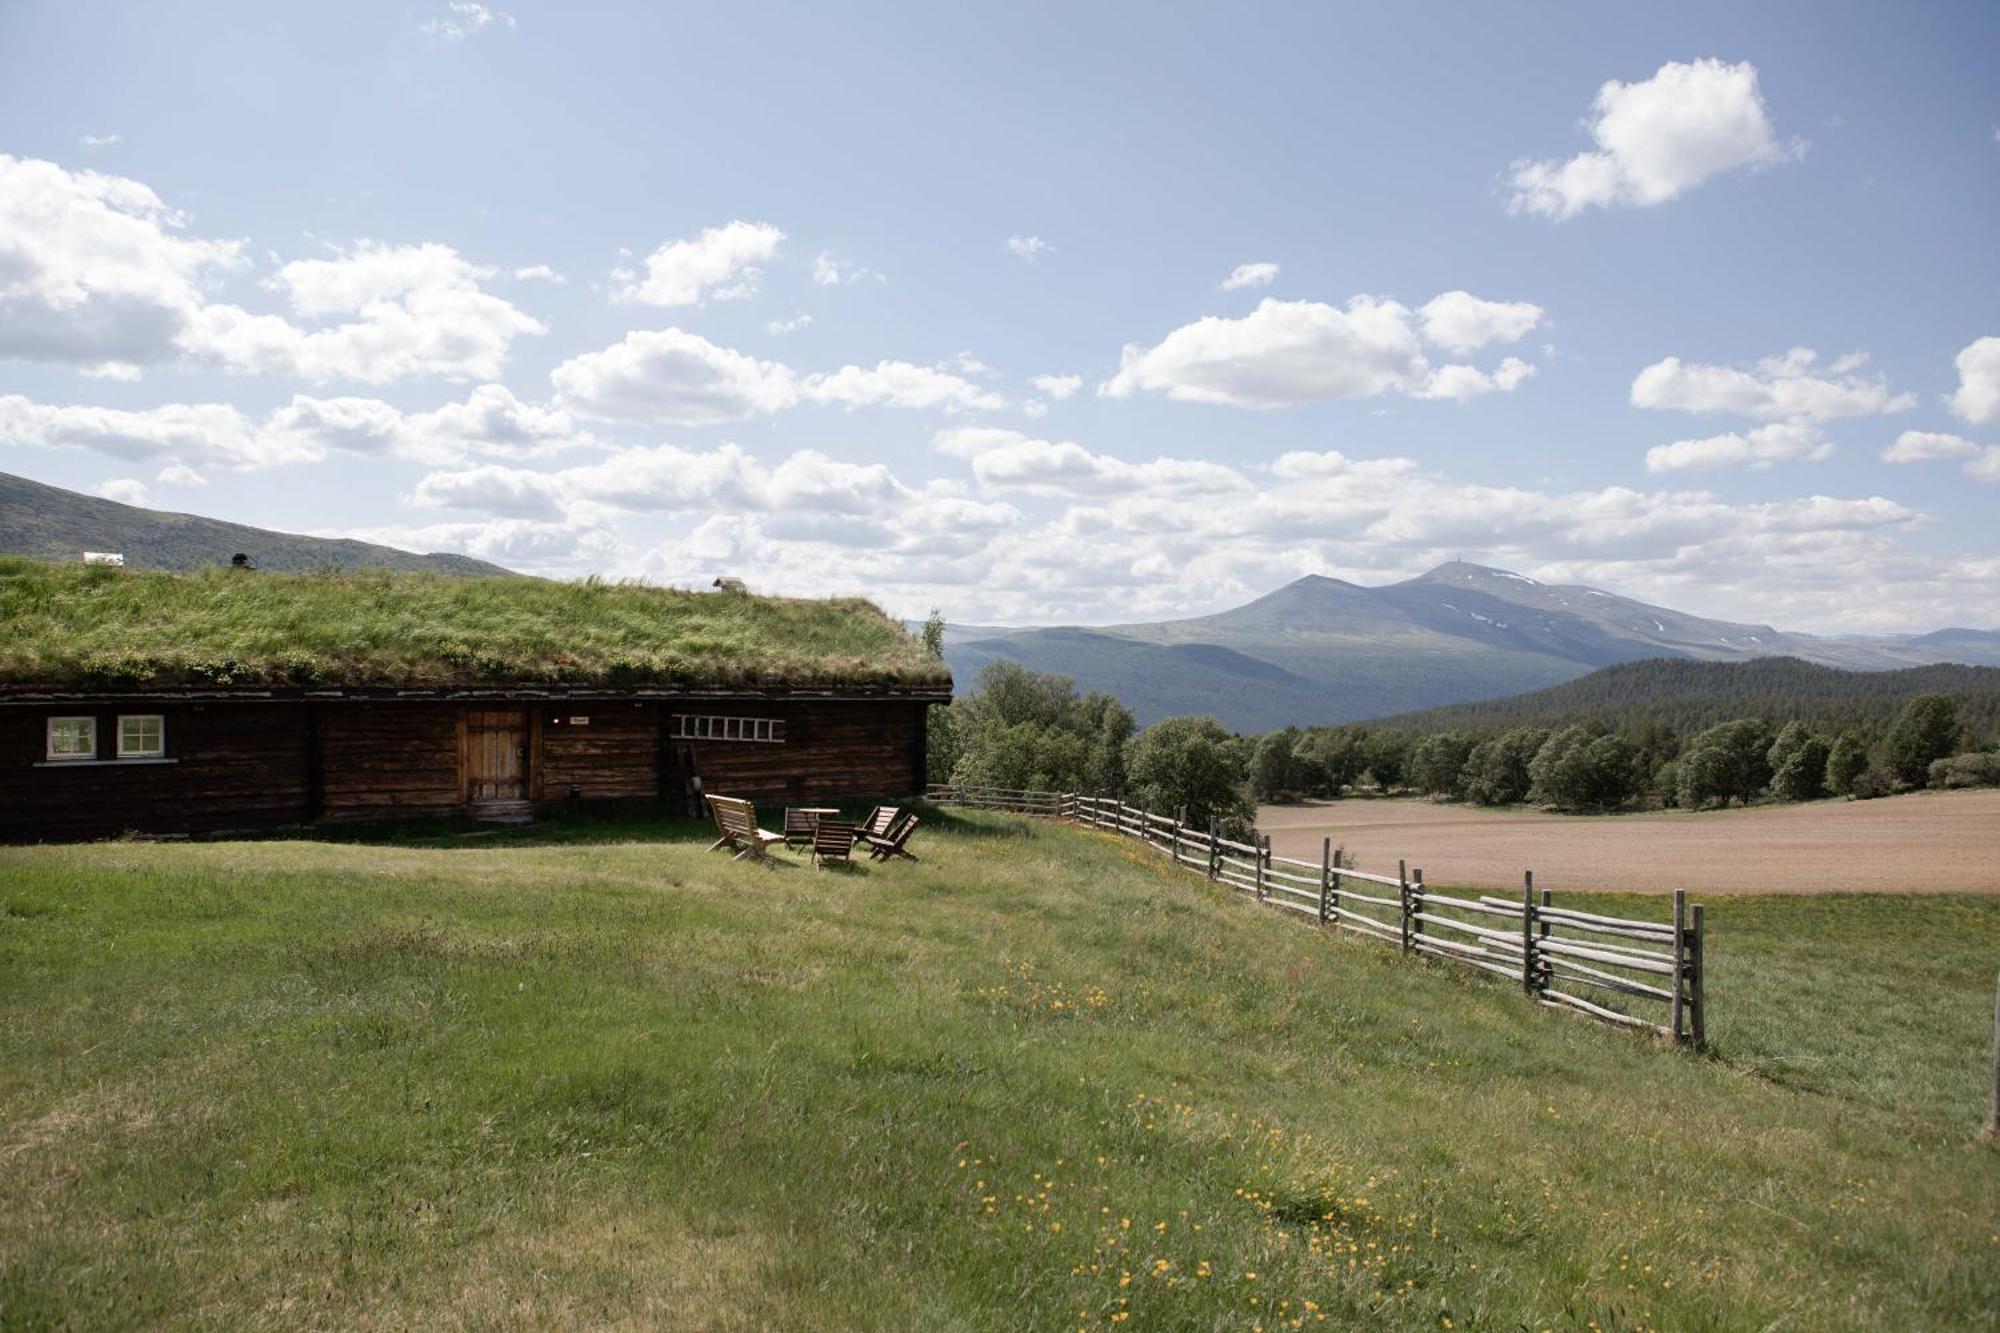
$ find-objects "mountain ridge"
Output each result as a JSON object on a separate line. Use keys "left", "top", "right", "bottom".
{"left": 944, "top": 562, "right": 2000, "bottom": 730}
{"left": 0, "top": 470, "right": 514, "bottom": 577}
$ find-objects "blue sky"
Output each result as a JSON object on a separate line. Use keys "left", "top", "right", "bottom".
{"left": 2, "top": 0, "right": 1997, "bottom": 631}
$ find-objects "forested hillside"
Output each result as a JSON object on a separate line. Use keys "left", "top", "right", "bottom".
{"left": 1371, "top": 656, "right": 2000, "bottom": 741}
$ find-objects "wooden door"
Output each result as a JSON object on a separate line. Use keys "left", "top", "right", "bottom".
{"left": 465, "top": 708, "right": 528, "bottom": 802}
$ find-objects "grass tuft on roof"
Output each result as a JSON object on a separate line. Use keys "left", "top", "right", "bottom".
{"left": 0, "top": 557, "right": 951, "bottom": 693}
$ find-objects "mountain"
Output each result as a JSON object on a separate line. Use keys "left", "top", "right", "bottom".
{"left": 1370, "top": 656, "right": 2000, "bottom": 741}
{"left": 945, "top": 561, "right": 2000, "bottom": 731}
{"left": 0, "top": 470, "right": 514, "bottom": 576}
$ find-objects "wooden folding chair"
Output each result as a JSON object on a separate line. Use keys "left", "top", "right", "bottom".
{"left": 782, "top": 807, "right": 818, "bottom": 848}
{"left": 864, "top": 812, "right": 921, "bottom": 862}
{"left": 706, "top": 794, "right": 786, "bottom": 860}
{"left": 811, "top": 819, "right": 858, "bottom": 869}
{"left": 860, "top": 805, "right": 900, "bottom": 838}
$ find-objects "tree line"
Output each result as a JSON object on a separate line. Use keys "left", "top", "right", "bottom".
{"left": 925, "top": 649, "right": 2000, "bottom": 822}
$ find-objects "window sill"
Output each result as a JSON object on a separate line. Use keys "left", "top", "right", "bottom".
{"left": 34, "top": 757, "right": 178, "bottom": 768}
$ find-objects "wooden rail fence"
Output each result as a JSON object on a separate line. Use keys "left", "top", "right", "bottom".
{"left": 927, "top": 783, "right": 1706, "bottom": 1045}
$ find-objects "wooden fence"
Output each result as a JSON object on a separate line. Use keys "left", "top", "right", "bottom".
{"left": 927, "top": 783, "right": 1706, "bottom": 1045}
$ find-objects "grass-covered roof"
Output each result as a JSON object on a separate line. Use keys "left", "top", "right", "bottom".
{"left": 0, "top": 558, "right": 951, "bottom": 694}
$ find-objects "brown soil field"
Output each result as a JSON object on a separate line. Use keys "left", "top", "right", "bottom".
{"left": 1257, "top": 787, "right": 2000, "bottom": 895}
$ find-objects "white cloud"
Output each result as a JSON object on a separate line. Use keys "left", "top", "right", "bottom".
{"left": 422, "top": 2, "right": 515, "bottom": 42}
{"left": 155, "top": 462, "right": 207, "bottom": 487}
{"left": 0, "top": 395, "right": 313, "bottom": 469}
{"left": 1631, "top": 348, "right": 1914, "bottom": 422}
{"left": 80, "top": 134, "right": 122, "bottom": 149}
{"left": 550, "top": 328, "right": 798, "bottom": 423}
{"left": 1507, "top": 58, "right": 1801, "bottom": 219}
{"left": 764, "top": 312, "right": 813, "bottom": 336}
{"left": 801, "top": 361, "right": 1003, "bottom": 413}
{"left": 512, "top": 264, "right": 564, "bottom": 283}
{"left": 1418, "top": 291, "right": 1546, "bottom": 353}
{"left": 1029, "top": 373, "right": 1082, "bottom": 400}
{"left": 1005, "top": 235, "right": 1049, "bottom": 261}
{"left": 1882, "top": 430, "right": 1983, "bottom": 463}
{"left": 613, "top": 220, "right": 783, "bottom": 306}
{"left": 95, "top": 478, "right": 150, "bottom": 506}
{"left": 1, "top": 384, "right": 588, "bottom": 471}
{"left": 1645, "top": 422, "right": 1833, "bottom": 473}
{"left": 1221, "top": 262, "right": 1279, "bottom": 291}
{"left": 0, "top": 153, "right": 246, "bottom": 374}
{"left": 1101, "top": 296, "right": 1535, "bottom": 409}
{"left": 1881, "top": 429, "right": 2000, "bottom": 483}
{"left": 932, "top": 426, "right": 1249, "bottom": 497}
{"left": 1950, "top": 336, "right": 2000, "bottom": 426}
{"left": 0, "top": 157, "right": 540, "bottom": 382}
{"left": 811, "top": 251, "right": 880, "bottom": 286}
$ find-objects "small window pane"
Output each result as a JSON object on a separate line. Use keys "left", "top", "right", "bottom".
{"left": 48, "top": 717, "right": 96, "bottom": 760}
{"left": 770, "top": 721, "right": 786, "bottom": 742}
{"left": 118, "top": 715, "right": 165, "bottom": 758}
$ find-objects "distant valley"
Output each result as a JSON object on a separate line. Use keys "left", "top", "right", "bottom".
{"left": 945, "top": 562, "right": 2000, "bottom": 731}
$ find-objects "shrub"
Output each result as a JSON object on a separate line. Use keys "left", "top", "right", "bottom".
{"left": 1824, "top": 732, "right": 1869, "bottom": 796}
{"left": 1125, "top": 715, "right": 1255, "bottom": 833}
{"left": 1461, "top": 727, "right": 1549, "bottom": 805}
{"left": 1849, "top": 768, "right": 1900, "bottom": 800}
{"left": 1771, "top": 733, "right": 1831, "bottom": 802}
{"left": 1929, "top": 751, "right": 2000, "bottom": 789}
{"left": 1409, "top": 732, "right": 1478, "bottom": 799}
{"left": 1676, "top": 718, "right": 1774, "bottom": 809}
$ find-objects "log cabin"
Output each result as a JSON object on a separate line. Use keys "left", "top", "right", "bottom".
{"left": 0, "top": 559, "right": 951, "bottom": 840}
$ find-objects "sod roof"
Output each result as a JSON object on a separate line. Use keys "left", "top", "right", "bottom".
{"left": 0, "top": 558, "right": 952, "bottom": 696}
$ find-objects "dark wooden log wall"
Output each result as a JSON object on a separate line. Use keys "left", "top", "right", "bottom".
{"left": 0, "top": 703, "right": 310, "bottom": 840}
{"left": 317, "top": 703, "right": 464, "bottom": 822}
{"left": 672, "top": 698, "right": 928, "bottom": 804}
{"left": 1, "top": 695, "right": 934, "bottom": 840}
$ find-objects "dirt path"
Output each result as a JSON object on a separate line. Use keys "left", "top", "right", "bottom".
{"left": 1257, "top": 788, "right": 2000, "bottom": 895}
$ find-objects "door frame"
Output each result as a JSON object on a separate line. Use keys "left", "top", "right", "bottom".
{"left": 461, "top": 705, "right": 533, "bottom": 805}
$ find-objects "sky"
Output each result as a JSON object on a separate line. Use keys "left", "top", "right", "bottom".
{"left": 1, "top": 0, "right": 1997, "bottom": 633}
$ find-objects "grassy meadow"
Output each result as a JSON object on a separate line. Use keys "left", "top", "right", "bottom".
{"left": 2, "top": 809, "right": 1996, "bottom": 1330}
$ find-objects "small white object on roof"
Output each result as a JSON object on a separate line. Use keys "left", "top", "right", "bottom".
{"left": 83, "top": 551, "right": 125, "bottom": 566}
{"left": 712, "top": 576, "right": 748, "bottom": 593}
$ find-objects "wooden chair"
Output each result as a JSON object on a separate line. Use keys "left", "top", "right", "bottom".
{"left": 860, "top": 805, "right": 900, "bottom": 838}
{"left": 706, "top": 794, "right": 786, "bottom": 860}
{"left": 811, "top": 819, "right": 858, "bottom": 869}
{"left": 783, "top": 807, "right": 818, "bottom": 848}
{"left": 864, "top": 812, "right": 920, "bottom": 862}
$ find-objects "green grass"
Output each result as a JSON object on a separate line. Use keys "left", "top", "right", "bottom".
{"left": 0, "top": 557, "right": 950, "bottom": 691}
{"left": 2, "top": 811, "right": 1996, "bottom": 1330}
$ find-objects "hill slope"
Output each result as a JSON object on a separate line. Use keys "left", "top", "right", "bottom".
{"left": 1371, "top": 655, "right": 2000, "bottom": 739}
{"left": 0, "top": 469, "right": 512, "bottom": 575}
{"left": 945, "top": 562, "right": 2000, "bottom": 729}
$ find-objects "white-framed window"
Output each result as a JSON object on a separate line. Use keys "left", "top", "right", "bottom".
{"left": 117, "top": 714, "right": 166, "bottom": 759}
{"left": 671, "top": 714, "right": 785, "bottom": 743}
{"left": 46, "top": 716, "right": 97, "bottom": 761}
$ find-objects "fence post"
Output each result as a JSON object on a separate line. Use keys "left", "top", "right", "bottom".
{"left": 1982, "top": 970, "right": 1999, "bottom": 1143}
{"left": 1519, "top": 870, "right": 1537, "bottom": 996}
{"left": 1398, "top": 859, "right": 1411, "bottom": 953}
{"left": 1317, "top": 837, "right": 1332, "bottom": 926}
{"left": 1411, "top": 869, "right": 1425, "bottom": 952}
{"left": 1690, "top": 903, "right": 1706, "bottom": 1050}
{"left": 1331, "top": 844, "right": 1343, "bottom": 925}
{"left": 1670, "top": 889, "right": 1688, "bottom": 1043}
{"left": 1255, "top": 835, "right": 1269, "bottom": 903}
{"left": 1207, "top": 818, "right": 1219, "bottom": 882}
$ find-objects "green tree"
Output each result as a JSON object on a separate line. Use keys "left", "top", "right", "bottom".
{"left": 1766, "top": 721, "right": 1810, "bottom": 779}
{"left": 1409, "top": 732, "right": 1478, "bottom": 799}
{"left": 1125, "top": 715, "right": 1255, "bottom": 832}
{"left": 920, "top": 608, "right": 945, "bottom": 660}
{"left": 946, "top": 662, "right": 1134, "bottom": 794}
{"left": 1771, "top": 732, "right": 1831, "bottom": 802}
{"left": 1676, "top": 718, "right": 1774, "bottom": 809}
{"left": 924, "top": 703, "right": 960, "bottom": 785}
{"left": 1248, "top": 727, "right": 1313, "bottom": 801}
{"left": 1882, "top": 694, "right": 1959, "bottom": 785}
{"left": 1461, "top": 727, "right": 1549, "bottom": 805}
{"left": 1824, "top": 731, "right": 1868, "bottom": 796}
{"left": 1364, "top": 731, "right": 1411, "bottom": 793}
{"left": 1530, "top": 726, "right": 1640, "bottom": 811}
{"left": 1298, "top": 726, "right": 1371, "bottom": 796}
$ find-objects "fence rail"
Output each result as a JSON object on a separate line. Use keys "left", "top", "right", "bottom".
{"left": 926, "top": 782, "right": 1706, "bottom": 1045}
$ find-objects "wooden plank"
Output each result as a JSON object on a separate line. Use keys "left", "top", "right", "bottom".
{"left": 1540, "top": 987, "right": 1671, "bottom": 1035}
